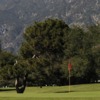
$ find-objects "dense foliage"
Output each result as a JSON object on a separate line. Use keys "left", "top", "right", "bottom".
{"left": 0, "top": 51, "right": 16, "bottom": 87}
{"left": 0, "top": 19, "right": 100, "bottom": 87}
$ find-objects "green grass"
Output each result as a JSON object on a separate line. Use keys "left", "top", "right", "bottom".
{"left": 0, "top": 83, "right": 100, "bottom": 100}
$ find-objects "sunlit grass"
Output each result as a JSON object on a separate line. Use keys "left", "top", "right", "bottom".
{"left": 0, "top": 83, "right": 100, "bottom": 100}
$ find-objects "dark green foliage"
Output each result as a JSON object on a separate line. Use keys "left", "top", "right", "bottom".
{"left": 0, "top": 51, "right": 16, "bottom": 86}
{"left": 64, "top": 26, "right": 93, "bottom": 58}
{"left": 21, "top": 19, "right": 69, "bottom": 59}
{"left": 20, "top": 19, "right": 69, "bottom": 86}
{"left": 0, "top": 40, "right": 1, "bottom": 52}
{"left": 0, "top": 19, "right": 100, "bottom": 87}
{"left": 88, "top": 24, "right": 100, "bottom": 80}
{"left": 63, "top": 26, "right": 98, "bottom": 84}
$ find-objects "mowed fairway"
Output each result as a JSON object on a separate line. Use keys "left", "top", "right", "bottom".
{"left": 0, "top": 84, "right": 100, "bottom": 100}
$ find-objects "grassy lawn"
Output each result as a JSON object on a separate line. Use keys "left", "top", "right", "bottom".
{"left": 0, "top": 83, "right": 100, "bottom": 100}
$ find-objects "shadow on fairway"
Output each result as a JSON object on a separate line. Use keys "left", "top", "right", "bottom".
{"left": 55, "top": 91, "right": 74, "bottom": 93}
{"left": 0, "top": 88, "right": 16, "bottom": 92}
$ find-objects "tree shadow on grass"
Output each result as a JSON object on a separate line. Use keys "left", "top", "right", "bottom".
{"left": 55, "top": 90, "right": 75, "bottom": 93}
{"left": 0, "top": 88, "right": 16, "bottom": 92}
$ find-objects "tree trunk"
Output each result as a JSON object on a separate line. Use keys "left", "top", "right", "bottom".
{"left": 15, "top": 76, "right": 27, "bottom": 93}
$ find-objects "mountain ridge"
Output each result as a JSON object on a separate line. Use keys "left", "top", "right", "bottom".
{"left": 0, "top": 0, "right": 100, "bottom": 53}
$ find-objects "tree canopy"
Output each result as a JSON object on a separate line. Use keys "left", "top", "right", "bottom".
{"left": 0, "top": 19, "right": 99, "bottom": 88}
{"left": 20, "top": 19, "right": 69, "bottom": 86}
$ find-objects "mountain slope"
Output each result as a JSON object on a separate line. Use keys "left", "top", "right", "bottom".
{"left": 0, "top": 0, "right": 100, "bottom": 53}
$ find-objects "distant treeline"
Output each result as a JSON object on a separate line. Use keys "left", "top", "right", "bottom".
{"left": 0, "top": 19, "right": 100, "bottom": 87}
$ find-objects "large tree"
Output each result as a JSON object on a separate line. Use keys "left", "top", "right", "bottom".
{"left": 63, "top": 26, "right": 97, "bottom": 84}
{"left": 88, "top": 24, "right": 100, "bottom": 81}
{"left": 19, "top": 19, "right": 69, "bottom": 86}
{"left": 13, "top": 58, "right": 29, "bottom": 93}
{"left": 0, "top": 50, "right": 29, "bottom": 93}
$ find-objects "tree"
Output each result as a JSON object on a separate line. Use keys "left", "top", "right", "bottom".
{"left": 0, "top": 51, "right": 16, "bottom": 87}
{"left": 93, "top": 47, "right": 100, "bottom": 81}
{"left": 0, "top": 50, "right": 29, "bottom": 93}
{"left": 19, "top": 18, "right": 69, "bottom": 86}
{"left": 63, "top": 26, "right": 97, "bottom": 84}
{"left": 13, "top": 58, "right": 29, "bottom": 93}
{"left": 88, "top": 24, "right": 100, "bottom": 81}
{"left": 88, "top": 24, "right": 100, "bottom": 46}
